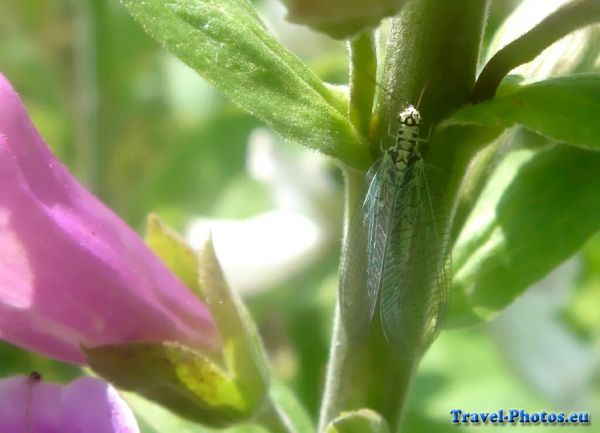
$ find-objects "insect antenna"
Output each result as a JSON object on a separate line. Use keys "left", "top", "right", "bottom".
{"left": 415, "top": 84, "right": 428, "bottom": 112}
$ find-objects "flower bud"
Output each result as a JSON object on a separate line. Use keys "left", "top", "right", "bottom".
{"left": 0, "top": 73, "right": 217, "bottom": 364}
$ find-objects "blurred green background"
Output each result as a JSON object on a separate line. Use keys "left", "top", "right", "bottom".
{"left": 0, "top": 1, "right": 598, "bottom": 432}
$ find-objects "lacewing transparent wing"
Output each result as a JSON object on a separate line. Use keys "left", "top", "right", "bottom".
{"left": 339, "top": 172, "right": 371, "bottom": 336}
{"left": 341, "top": 105, "right": 450, "bottom": 358}
{"left": 339, "top": 154, "right": 398, "bottom": 337}
{"left": 377, "top": 160, "right": 451, "bottom": 358}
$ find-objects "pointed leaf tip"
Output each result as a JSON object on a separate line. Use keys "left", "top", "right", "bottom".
{"left": 145, "top": 214, "right": 203, "bottom": 298}
{"left": 197, "top": 238, "right": 271, "bottom": 413}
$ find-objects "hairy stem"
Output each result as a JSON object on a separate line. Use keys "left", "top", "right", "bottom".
{"left": 318, "top": 168, "right": 368, "bottom": 432}
{"left": 375, "top": 0, "right": 488, "bottom": 142}
{"left": 319, "top": 1, "right": 489, "bottom": 432}
{"left": 379, "top": 0, "right": 490, "bottom": 240}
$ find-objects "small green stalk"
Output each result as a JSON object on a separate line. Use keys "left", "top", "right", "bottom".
{"left": 348, "top": 30, "right": 377, "bottom": 142}
{"left": 318, "top": 33, "right": 376, "bottom": 432}
{"left": 257, "top": 397, "right": 296, "bottom": 433}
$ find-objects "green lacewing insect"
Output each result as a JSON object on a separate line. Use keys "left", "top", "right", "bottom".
{"left": 341, "top": 101, "right": 450, "bottom": 359}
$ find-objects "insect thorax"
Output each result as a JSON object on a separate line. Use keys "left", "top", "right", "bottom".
{"left": 387, "top": 105, "right": 422, "bottom": 169}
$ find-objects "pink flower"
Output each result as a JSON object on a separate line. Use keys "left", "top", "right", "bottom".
{"left": 0, "top": 374, "right": 139, "bottom": 432}
{"left": 0, "top": 73, "right": 217, "bottom": 364}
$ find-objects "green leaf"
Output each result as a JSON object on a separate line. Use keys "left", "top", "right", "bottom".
{"left": 84, "top": 342, "right": 250, "bottom": 426}
{"left": 279, "top": 0, "right": 407, "bottom": 39}
{"left": 448, "top": 144, "right": 600, "bottom": 327}
{"left": 121, "top": 0, "right": 370, "bottom": 169}
{"left": 472, "top": 0, "right": 600, "bottom": 101}
{"left": 145, "top": 214, "right": 202, "bottom": 297}
{"left": 325, "top": 409, "right": 390, "bottom": 433}
{"left": 197, "top": 238, "right": 270, "bottom": 411}
{"left": 445, "top": 73, "right": 600, "bottom": 150}
{"left": 473, "top": 0, "right": 600, "bottom": 102}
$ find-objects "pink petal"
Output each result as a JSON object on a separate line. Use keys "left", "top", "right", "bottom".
{"left": 0, "top": 376, "right": 30, "bottom": 432}
{"left": 28, "top": 378, "right": 62, "bottom": 432}
{"left": 0, "top": 375, "right": 139, "bottom": 433}
{"left": 0, "top": 73, "right": 217, "bottom": 364}
{"left": 60, "top": 377, "right": 139, "bottom": 433}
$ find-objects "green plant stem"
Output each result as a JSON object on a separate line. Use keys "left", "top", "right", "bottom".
{"left": 318, "top": 168, "right": 368, "bottom": 433}
{"left": 379, "top": 0, "right": 490, "bottom": 237}
{"left": 317, "top": 304, "right": 353, "bottom": 433}
{"left": 379, "top": 4, "right": 488, "bottom": 429}
{"left": 319, "top": 1, "right": 489, "bottom": 432}
{"left": 375, "top": 0, "right": 488, "bottom": 141}
{"left": 473, "top": 0, "right": 600, "bottom": 102}
{"left": 362, "top": 318, "right": 418, "bottom": 429}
